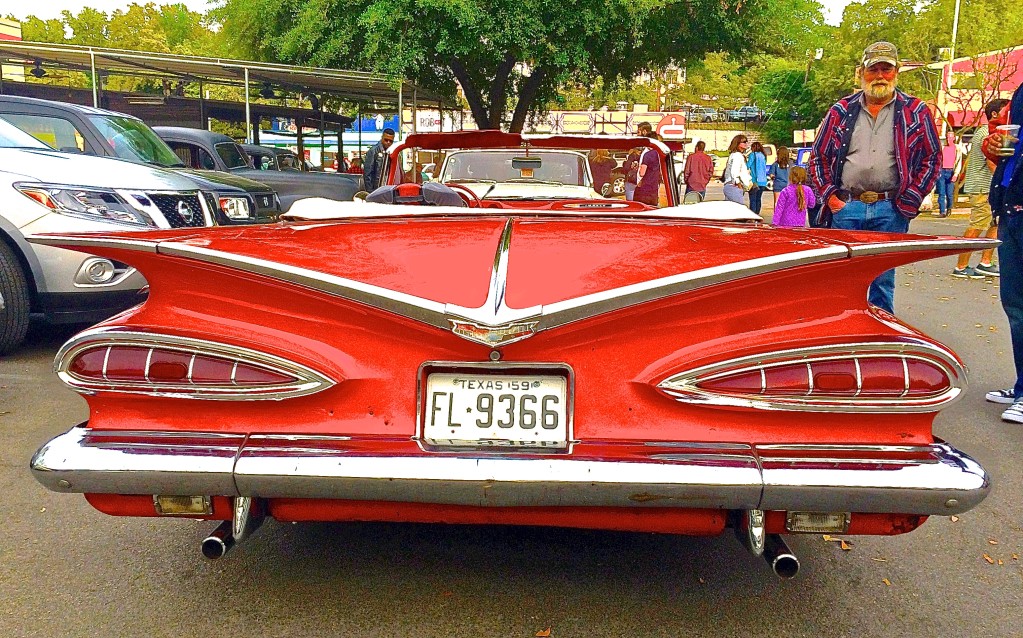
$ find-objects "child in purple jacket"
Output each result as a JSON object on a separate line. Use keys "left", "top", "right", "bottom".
{"left": 772, "top": 166, "right": 816, "bottom": 227}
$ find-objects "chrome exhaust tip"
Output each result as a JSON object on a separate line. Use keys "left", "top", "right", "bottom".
{"left": 201, "top": 520, "right": 234, "bottom": 560}
{"left": 763, "top": 534, "right": 800, "bottom": 579}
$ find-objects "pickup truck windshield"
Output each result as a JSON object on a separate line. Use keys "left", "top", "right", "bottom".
{"left": 217, "top": 142, "right": 251, "bottom": 170}
{"left": 89, "top": 115, "right": 184, "bottom": 167}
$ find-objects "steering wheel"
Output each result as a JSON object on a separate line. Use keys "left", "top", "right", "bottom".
{"left": 443, "top": 182, "right": 483, "bottom": 208}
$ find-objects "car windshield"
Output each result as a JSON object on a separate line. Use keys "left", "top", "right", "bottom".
{"left": 217, "top": 142, "right": 252, "bottom": 170}
{"left": 439, "top": 150, "right": 591, "bottom": 187}
{"left": 89, "top": 115, "right": 184, "bottom": 167}
{"left": 0, "top": 119, "right": 50, "bottom": 149}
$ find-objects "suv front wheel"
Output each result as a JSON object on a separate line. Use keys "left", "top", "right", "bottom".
{"left": 0, "top": 241, "right": 29, "bottom": 354}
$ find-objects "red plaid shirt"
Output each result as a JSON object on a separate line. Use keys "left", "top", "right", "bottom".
{"left": 809, "top": 90, "right": 941, "bottom": 219}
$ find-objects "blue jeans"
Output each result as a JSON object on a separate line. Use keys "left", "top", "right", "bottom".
{"left": 723, "top": 183, "right": 746, "bottom": 205}
{"left": 831, "top": 200, "right": 910, "bottom": 314}
{"left": 999, "top": 213, "right": 1023, "bottom": 400}
{"left": 749, "top": 186, "right": 764, "bottom": 214}
{"left": 936, "top": 168, "right": 954, "bottom": 216}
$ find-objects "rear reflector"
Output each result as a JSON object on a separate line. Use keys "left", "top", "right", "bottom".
{"left": 658, "top": 341, "right": 965, "bottom": 412}
{"left": 56, "top": 329, "right": 336, "bottom": 400}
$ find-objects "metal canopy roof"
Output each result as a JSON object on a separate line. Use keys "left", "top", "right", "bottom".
{"left": 0, "top": 40, "right": 456, "bottom": 109}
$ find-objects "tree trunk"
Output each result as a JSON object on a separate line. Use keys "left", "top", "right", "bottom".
{"left": 487, "top": 53, "right": 517, "bottom": 129}
{"left": 449, "top": 57, "right": 492, "bottom": 129}
{"left": 508, "top": 67, "right": 546, "bottom": 133}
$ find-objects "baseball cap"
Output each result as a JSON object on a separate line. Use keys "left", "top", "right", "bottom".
{"left": 862, "top": 41, "right": 899, "bottom": 68}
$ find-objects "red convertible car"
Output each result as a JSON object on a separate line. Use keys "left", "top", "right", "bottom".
{"left": 30, "top": 133, "right": 993, "bottom": 579}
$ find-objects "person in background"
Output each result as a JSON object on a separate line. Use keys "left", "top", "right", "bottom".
{"left": 636, "top": 121, "right": 653, "bottom": 137}
{"left": 634, "top": 133, "right": 662, "bottom": 206}
{"left": 772, "top": 166, "right": 816, "bottom": 227}
{"left": 588, "top": 149, "right": 617, "bottom": 196}
{"left": 953, "top": 98, "right": 1009, "bottom": 278}
{"left": 363, "top": 127, "right": 395, "bottom": 191}
{"left": 683, "top": 140, "right": 714, "bottom": 200}
{"left": 981, "top": 86, "right": 1023, "bottom": 423}
{"left": 722, "top": 134, "right": 752, "bottom": 205}
{"left": 769, "top": 146, "right": 792, "bottom": 206}
{"left": 623, "top": 146, "right": 642, "bottom": 200}
{"left": 936, "top": 126, "right": 958, "bottom": 217}
{"left": 809, "top": 41, "right": 941, "bottom": 314}
{"left": 746, "top": 141, "right": 768, "bottom": 214}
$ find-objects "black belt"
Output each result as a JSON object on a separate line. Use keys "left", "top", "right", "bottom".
{"left": 838, "top": 189, "right": 895, "bottom": 204}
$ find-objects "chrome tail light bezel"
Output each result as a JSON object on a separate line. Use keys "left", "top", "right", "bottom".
{"left": 657, "top": 340, "right": 965, "bottom": 412}
{"left": 55, "top": 328, "right": 336, "bottom": 400}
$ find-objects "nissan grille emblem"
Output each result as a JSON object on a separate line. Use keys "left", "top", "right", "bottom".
{"left": 177, "top": 200, "right": 195, "bottom": 223}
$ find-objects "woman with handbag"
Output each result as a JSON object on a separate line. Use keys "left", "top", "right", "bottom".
{"left": 722, "top": 134, "right": 752, "bottom": 206}
{"left": 746, "top": 141, "right": 769, "bottom": 214}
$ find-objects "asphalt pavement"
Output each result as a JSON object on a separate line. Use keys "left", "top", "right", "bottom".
{"left": 1, "top": 215, "right": 1020, "bottom": 638}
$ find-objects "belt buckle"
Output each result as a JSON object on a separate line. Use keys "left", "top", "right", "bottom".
{"left": 859, "top": 191, "right": 879, "bottom": 204}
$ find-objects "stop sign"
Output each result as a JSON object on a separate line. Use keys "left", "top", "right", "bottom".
{"left": 656, "top": 113, "right": 687, "bottom": 139}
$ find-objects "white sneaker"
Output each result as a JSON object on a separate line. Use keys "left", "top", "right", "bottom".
{"left": 1003, "top": 401, "right": 1023, "bottom": 424}
{"left": 986, "top": 388, "right": 1017, "bottom": 404}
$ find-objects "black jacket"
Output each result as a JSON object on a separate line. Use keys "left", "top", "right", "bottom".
{"left": 363, "top": 142, "right": 387, "bottom": 191}
{"left": 991, "top": 84, "right": 1023, "bottom": 219}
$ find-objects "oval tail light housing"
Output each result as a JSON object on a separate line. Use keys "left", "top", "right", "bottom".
{"left": 657, "top": 341, "right": 965, "bottom": 412}
{"left": 56, "top": 330, "right": 335, "bottom": 400}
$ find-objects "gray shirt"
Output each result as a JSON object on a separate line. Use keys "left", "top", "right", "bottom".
{"left": 841, "top": 94, "right": 899, "bottom": 193}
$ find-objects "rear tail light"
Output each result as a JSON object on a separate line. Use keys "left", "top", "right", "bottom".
{"left": 657, "top": 341, "right": 964, "bottom": 412}
{"left": 56, "top": 329, "right": 335, "bottom": 400}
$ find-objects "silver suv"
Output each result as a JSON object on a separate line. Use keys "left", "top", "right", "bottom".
{"left": 0, "top": 119, "right": 213, "bottom": 353}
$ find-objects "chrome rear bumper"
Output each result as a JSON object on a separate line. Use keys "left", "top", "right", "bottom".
{"left": 30, "top": 426, "right": 991, "bottom": 515}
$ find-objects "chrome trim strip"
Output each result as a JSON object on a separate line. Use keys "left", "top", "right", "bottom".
{"left": 536, "top": 246, "right": 850, "bottom": 331}
{"left": 27, "top": 236, "right": 161, "bottom": 252}
{"left": 901, "top": 358, "right": 910, "bottom": 398}
{"left": 31, "top": 428, "right": 990, "bottom": 515}
{"left": 756, "top": 443, "right": 936, "bottom": 453}
{"left": 54, "top": 327, "right": 336, "bottom": 401}
{"left": 849, "top": 239, "right": 999, "bottom": 257}
{"left": 658, "top": 340, "right": 965, "bottom": 413}
{"left": 853, "top": 358, "right": 862, "bottom": 397}
{"left": 101, "top": 346, "right": 111, "bottom": 381}
{"left": 157, "top": 241, "right": 453, "bottom": 330}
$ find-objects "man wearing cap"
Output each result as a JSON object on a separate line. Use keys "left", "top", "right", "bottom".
{"left": 809, "top": 41, "right": 941, "bottom": 314}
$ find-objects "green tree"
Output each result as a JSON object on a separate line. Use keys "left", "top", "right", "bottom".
{"left": 214, "top": 0, "right": 789, "bottom": 132}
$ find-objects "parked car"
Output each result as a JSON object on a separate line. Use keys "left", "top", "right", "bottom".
{"left": 0, "top": 118, "right": 215, "bottom": 353}
{"left": 688, "top": 106, "right": 720, "bottom": 123}
{"left": 410, "top": 132, "right": 681, "bottom": 206}
{"left": 155, "top": 127, "right": 363, "bottom": 211}
{"left": 436, "top": 148, "right": 602, "bottom": 201}
{"left": 0, "top": 96, "right": 280, "bottom": 225}
{"left": 30, "top": 130, "right": 993, "bottom": 578}
{"left": 241, "top": 144, "right": 305, "bottom": 172}
{"left": 726, "top": 106, "right": 766, "bottom": 123}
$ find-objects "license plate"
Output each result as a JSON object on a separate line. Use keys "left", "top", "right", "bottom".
{"left": 422, "top": 371, "right": 569, "bottom": 448}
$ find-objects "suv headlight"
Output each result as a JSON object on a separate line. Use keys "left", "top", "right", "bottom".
{"left": 218, "top": 196, "right": 252, "bottom": 220}
{"left": 15, "top": 183, "right": 156, "bottom": 227}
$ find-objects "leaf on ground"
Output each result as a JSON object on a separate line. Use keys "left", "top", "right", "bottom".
{"left": 950, "top": 515, "right": 960, "bottom": 522}
{"left": 989, "top": 539, "right": 999, "bottom": 545}
{"left": 984, "top": 554, "right": 995, "bottom": 564}
{"left": 882, "top": 578, "right": 891, "bottom": 586}
{"left": 998, "top": 559, "right": 1004, "bottom": 565}
{"left": 698, "top": 577, "right": 705, "bottom": 584}
{"left": 871, "top": 557, "right": 887, "bottom": 562}
{"left": 1013, "top": 554, "right": 1019, "bottom": 561}
{"left": 536, "top": 628, "right": 551, "bottom": 637}
{"left": 39, "top": 508, "right": 45, "bottom": 513}
{"left": 840, "top": 540, "right": 851, "bottom": 551}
